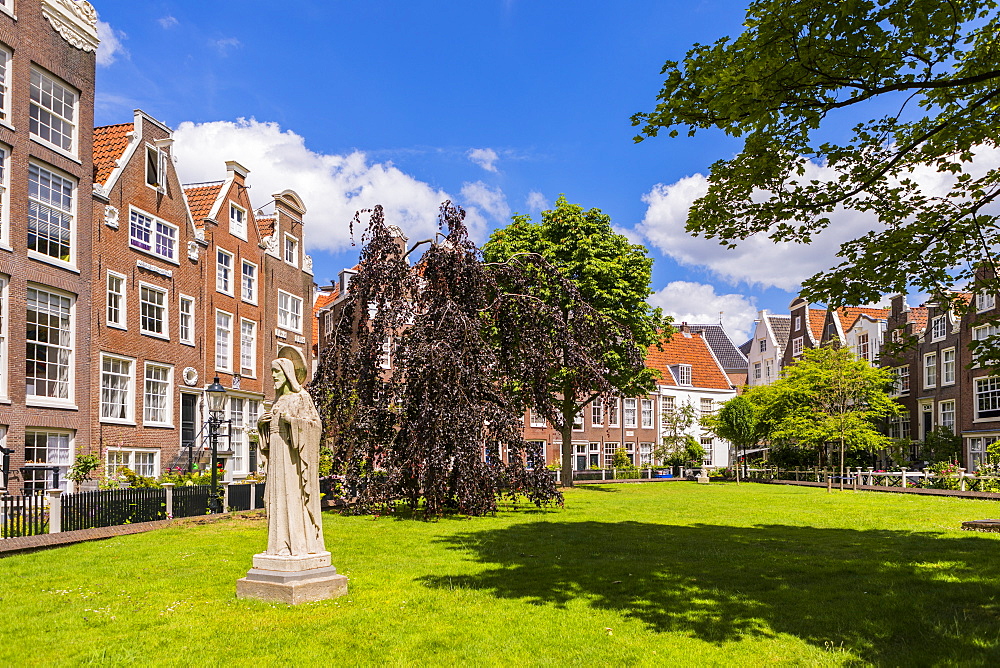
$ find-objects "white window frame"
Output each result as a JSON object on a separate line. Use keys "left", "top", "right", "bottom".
{"left": 591, "top": 398, "right": 603, "bottom": 427}
{"left": 677, "top": 364, "right": 692, "bottom": 386}
{"left": 26, "top": 285, "right": 74, "bottom": 406}
{"left": 216, "top": 309, "right": 233, "bottom": 372}
{"left": 216, "top": 248, "right": 234, "bottom": 295}
{"left": 939, "top": 400, "right": 956, "bottom": 431}
{"left": 923, "top": 352, "right": 937, "bottom": 389}
{"left": 241, "top": 260, "right": 257, "bottom": 304}
{"left": 138, "top": 282, "right": 169, "bottom": 340}
{"left": 240, "top": 318, "right": 256, "bottom": 377}
{"left": 607, "top": 398, "right": 620, "bottom": 428}
{"left": 793, "top": 315, "right": 802, "bottom": 331}
{"left": 229, "top": 203, "right": 247, "bottom": 240}
{"left": 23, "top": 429, "right": 73, "bottom": 493}
{"left": 145, "top": 144, "right": 168, "bottom": 194}
{"left": 976, "top": 377, "right": 1000, "bottom": 420}
{"left": 28, "top": 161, "right": 75, "bottom": 268}
{"left": 856, "top": 332, "right": 870, "bottom": 361}
{"left": 641, "top": 399, "right": 654, "bottom": 428}
{"left": 792, "top": 336, "right": 804, "bottom": 356}
{"left": 179, "top": 294, "right": 195, "bottom": 346}
{"left": 623, "top": 398, "right": 638, "bottom": 428}
{"left": 0, "top": 46, "right": 10, "bottom": 125}
{"left": 227, "top": 396, "right": 258, "bottom": 477}
{"left": 143, "top": 362, "right": 173, "bottom": 427}
{"left": 29, "top": 67, "right": 78, "bottom": 157}
{"left": 278, "top": 290, "right": 303, "bottom": 333}
{"left": 941, "top": 347, "right": 955, "bottom": 386}
{"left": 759, "top": 339, "right": 766, "bottom": 352}
{"left": 283, "top": 233, "right": 299, "bottom": 267}
{"left": 753, "top": 362, "right": 761, "bottom": 379}
{"left": 973, "top": 324, "right": 999, "bottom": 365}
{"left": 106, "top": 271, "right": 127, "bottom": 329}
{"left": 701, "top": 397, "right": 715, "bottom": 415}
{"left": 931, "top": 315, "right": 947, "bottom": 341}
{"left": 99, "top": 353, "right": 134, "bottom": 424}
{"left": 128, "top": 207, "right": 178, "bottom": 263}
{"left": 107, "top": 447, "right": 160, "bottom": 479}
{"left": 573, "top": 410, "right": 585, "bottom": 431}
{"left": 0, "top": 143, "right": 9, "bottom": 247}
{"left": 379, "top": 337, "right": 392, "bottom": 370}
{"left": 892, "top": 366, "right": 910, "bottom": 396}
{"left": 529, "top": 409, "right": 546, "bottom": 428}
{"left": 977, "top": 291, "right": 996, "bottom": 313}
{"left": 0, "top": 275, "right": 7, "bottom": 400}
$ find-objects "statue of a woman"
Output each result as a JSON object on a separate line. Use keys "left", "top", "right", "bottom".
{"left": 257, "top": 358, "right": 325, "bottom": 557}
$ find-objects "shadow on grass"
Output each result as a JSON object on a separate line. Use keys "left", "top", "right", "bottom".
{"left": 569, "top": 485, "right": 621, "bottom": 493}
{"left": 419, "top": 521, "right": 1000, "bottom": 664}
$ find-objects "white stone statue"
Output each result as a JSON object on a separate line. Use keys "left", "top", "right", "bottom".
{"left": 257, "top": 357, "right": 325, "bottom": 557}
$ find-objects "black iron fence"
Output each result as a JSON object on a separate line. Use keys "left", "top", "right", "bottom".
{"left": 61, "top": 487, "right": 167, "bottom": 532}
{"left": 0, "top": 494, "right": 48, "bottom": 537}
{"left": 172, "top": 485, "right": 213, "bottom": 518}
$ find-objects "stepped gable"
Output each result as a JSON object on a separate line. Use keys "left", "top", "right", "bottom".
{"left": 769, "top": 314, "right": 791, "bottom": 349}
{"left": 688, "top": 323, "right": 747, "bottom": 370}
{"left": 183, "top": 182, "right": 224, "bottom": 225}
{"left": 93, "top": 123, "right": 132, "bottom": 185}
{"left": 646, "top": 330, "right": 732, "bottom": 390}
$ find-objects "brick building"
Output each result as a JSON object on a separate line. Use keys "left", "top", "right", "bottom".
{"left": 0, "top": 0, "right": 98, "bottom": 493}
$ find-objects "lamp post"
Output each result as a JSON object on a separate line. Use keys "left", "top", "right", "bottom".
{"left": 206, "top": 376, "right": 229, "bottom": 514}
{"left": 0, "top": 445, "right": 12, "bottom": 492}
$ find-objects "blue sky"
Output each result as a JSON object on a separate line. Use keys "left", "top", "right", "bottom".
{"left": 92, "top": 0, "right": 856, "bottom": 341}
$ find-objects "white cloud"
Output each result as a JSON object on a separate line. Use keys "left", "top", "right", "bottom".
{"left": 96, "top": 21, "right": 128, "bottom": 66}
{"left": 650, "top": 281, "right": 758, "bottom": 342}
{"left": 638, "top": 148, "right": 1000, "bottom": 292}
{"left": 212, "top": 37, "right": 242, "bottom": 55}
{"left": 172, "top": 118, "right": 458, "bottom": 251}
{"left": 525, "top": 191, "right": 548, "bottom": 212}
{"left": 158, "top": 16, "right": 179, "bottom": 29}
{"left": 467, "top": 148, "right": 499, "bottom": 173}
{"left": 460, "top": 181, "right": 511, "bottom": 240}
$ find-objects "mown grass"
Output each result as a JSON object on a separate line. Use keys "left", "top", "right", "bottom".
{"left": 2, "top": 483, "right": 1000, "bottom": 666}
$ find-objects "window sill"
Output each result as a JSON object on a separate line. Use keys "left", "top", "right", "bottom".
{"left": 141, "top": 331, "right": 170, "bottom": 341}
{"left": 241, "top": 298, "right": 258, "bottom": 306}
{"left": 26, "top": 398, "right": 78, "bottom": 410}
{"left": 101, "top": 418, "right": 136, "bottom": 426}
{"left": 29, "top": 137, "right": 81, "bottom": 164}
{"left": 180, "top": 340, "right": 196, "bottom": 347}
{"left": 143, "top": 422, "right": 175, "bottom": 429}
{"left": 107, "top": 323, "right": 127, "bottom": 331}
{"left": 974, "top": 417, "right": 1000, "bottom": 423}
{"left": 129, "top": 244, "right": 180, "bottom": 267}
{"left": 28, "top": 252, "right": 79, "bottom": 274}
{"left": 217, "top": 289, "right": 235, "bottom": 298}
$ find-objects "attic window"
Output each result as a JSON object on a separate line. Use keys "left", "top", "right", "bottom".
{"left": 146, "top": 145, "right": 167, "bottom": 193}
{"left": 678, "top": 364, "right": 692, "bottom": 386}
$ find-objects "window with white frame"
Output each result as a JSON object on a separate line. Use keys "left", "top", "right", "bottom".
{"left": 240, "top": 319, "right": 256, "bottom": 377}
{"left": 892, "top": 366, "right": 910, "bottom": 395}
{"left": 139, "top": 284, "right": 167, "bottom": 338}
{"left": 179, "top": 295, "right": 194, "bottom": 345}
{"left": 856, "top": 332, "right": 870, "bottom": 361}
{"left": 145, "top": 145, "right": 167, "bottom": 193}
{"left": 107, "top": 448, "right": 158, "bottom": 478}
{"left": 604, "top": 442, "right": 617, "bottom": 467}
{"left": 379, "top": 337, "right": 392, "bottom": 369}
{"left": 591, "top": 398, "right": 603, "bottom": 426}
{"left": 0, "top": 46, "right": 10, "bottom": 123}
{"left": 765, "top": 359, "right": 773, "bottom": 379}
{"left": 759, "top": 339, "right": 766, "bottom": 352}
{"left": 228, "top": 397, "right": 259, "bottom": 476}
{"left": 143, "top": 363, "right": 171, "bottom": 425}
{"left": 129, "top": 209, "right": 177, "bottom": 262}
{"left": 968, "top": 436, "right": 998, "bottom": 471}
{"left": 940, "top": 400, "right": 956, "bottom": 431}
{"left": 753, "top": 362, "right": 761, "bottom": 379}
{"left": 28, "top": 163, "right": 74, "bottom": 263}
{"left": 0, "top": 276, "right": 6, "bottom": 398}
{"left": 230, "top": 203, "right": 247, "bottom": 239}
{"left": 792, "top": 336, "right": 804, "bottom": 356}
{"left": 701, "top": 397, "right": 715, "bottom": 415}
{"left": 973, "top": 324, "right": 1000, "bottom": 364}
{"left": 641, "top": 399, "right": 654, "bottom": 428}
{"left": 241, "top": 260, "right": 257, "bottom": 303}
{"left": 216, "top": 249, "right": 233, "bottom": 295}
{"left": 639, "top": 442, "right": 653, "bottom": 465}
{"left": 677, "top": 364, "right": 692, "bottom": 386}
{"left": 573, "top": 410, "right": 585, "bottom": 430}
{"left": 931, "top": 315, "right": 948, "bottom": 341}
{"left": 886, "top": 414, "right": 910, "bottom": 440}
{"left": 924, "top": 352, "right": 937, "bottom": 388}
{"left": 793, "top": 315, "right": 802, "bottom": 331}
{"left": 26, "top": 286, "right": 72, "bottom": 401}
{"left": 23, "top": 430, "right": 72, "bottom": 493}
{"left": 942, "top": 348, "right": 955, "bottom": 385}
{"left": 623, "top": 398, "right": 637, "bottom": 428}
{"left": 106, "top": 271, "right": 126, "bottom": 329}
{"left": 278, "top": 290, "right": 303, "bottom": 332}
{"left": 607, "top": 398, "right": 620, "bottom": 427}
{"left": 529, "top": 409, "right": 546, "bottom": 428}
{"left": 660, "top": 395, "right": 675, "bottom": 414}
{"left": 30, "top": 68, "right": 77, "bottom": 154}
{"left": 977, "top": 291, "right": 996, "bottom": 312}
{"left": 100, "top": 354, "right": 133, "bottom": 422}
{"left": 976, "top": 377, "right": 1000, "bottom": 419}
{"left": 284, "top": 234, "right": 298, "bottom": 266}
{"left": 701, "top": 437, "right": 714, "bottom": 465}
{"left": 0, "top": 145, "right": 8, "bottom": 244}
{"left": 216, "top": 310, "right": 232, "bottom": 371}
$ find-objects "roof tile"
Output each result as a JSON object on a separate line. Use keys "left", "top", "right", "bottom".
{"left": 184, "top": 183, "right": 224, "bottom": 225}
{"left": 93, "top": 123, "right": 132, "bottom": 186}
{"left": 646, "top": 332, "right": 733, "bottom": 390}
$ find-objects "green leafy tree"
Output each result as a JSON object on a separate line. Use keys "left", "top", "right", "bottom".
{"left": 482, "top": 195, "right": 668, "bottom": 486}
{"left": 771, "top": 346, "right": 900, "bottom": 486}
{"left": 704, "top": 394, "right": 769, "bottom": 483}
{"left": 654, "top": 400, "right": 698, "bottom": 466}
{"left": 612, "top": 447, "right": 633, "bottom": 470}
{"left": 919, "top": 427, "right": 962, "bottom": 464}
{"left": 633, "top": 0, "right": 1000, "bottom": 359}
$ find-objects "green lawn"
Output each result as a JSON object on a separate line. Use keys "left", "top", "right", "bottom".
{"left": 3, "top": 483, "right": 1000, "bottom": 666}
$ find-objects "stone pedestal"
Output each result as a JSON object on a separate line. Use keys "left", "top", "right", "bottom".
{"left": 236, "top": 552, "right": 348, "bottom": 604}
{"left": 697, "top": 473, "right": 710, "bottom": 484}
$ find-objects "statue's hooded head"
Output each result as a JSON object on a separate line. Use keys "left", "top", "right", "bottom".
{"left": 272, "top": 358, "right": 302, "bottom": 393}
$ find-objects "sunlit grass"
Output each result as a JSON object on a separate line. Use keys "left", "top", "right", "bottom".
{"left": 2, "top": 483, "right": 999, "bottom": 665}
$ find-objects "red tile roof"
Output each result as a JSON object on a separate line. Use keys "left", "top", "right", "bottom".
{"left": 184, "top": 183, "right": 224, "bottom": 225}
{"left": 807, "top": 309, "right": 828, "bottom": 342}
{"left": 257, "top": 217, "right": 276, "bottom": 237}
{"left": 646, "top": 331, "right": 733, "bottom": 390}
{"left": 837, "top": 306, "right": 889, "bottom": 331}
{"left": 909, "top": 306, "right": 929, "bottom": 333}
{"left": 93, "top": 123, "right": 132, "bottom": 185}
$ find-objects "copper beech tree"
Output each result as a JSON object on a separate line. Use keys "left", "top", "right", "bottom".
{"left": 310, "top": 202, "right": 653, "bottom": 516}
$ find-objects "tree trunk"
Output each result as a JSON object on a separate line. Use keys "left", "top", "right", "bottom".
{"left": 839, "top": 434, "right": 845, "bottom": 492}
{"left": 560, "top": 423, "right": 575, "bottom": 488}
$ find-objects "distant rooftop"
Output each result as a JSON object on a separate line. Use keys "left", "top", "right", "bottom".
{"left": 687, "top": 323, "right": 748, "bottom": 371}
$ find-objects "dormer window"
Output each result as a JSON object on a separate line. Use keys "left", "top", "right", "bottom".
{"left": 977, "top": 291, "right": 996, "bottom": 313}
{"left": 931, "top": 315, "right": 947, "bottom": 341}
{"left": 678, "top": 364, "right": 692, "bottom": 386}
{"left": 793, "top": 315, "right": 802, "bottom": 331}
{"left": 283, "top": 234, "right": 299, "bottom": 267}
{"left": 339, "top": 268, "right": 357, "bottom": 294}
{"left": 230, "top": 203, "right": 247, "bottom": 240}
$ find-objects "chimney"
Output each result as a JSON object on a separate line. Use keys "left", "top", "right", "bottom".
{"left": 226, "top": 160, "right": 250, "bottom": 185}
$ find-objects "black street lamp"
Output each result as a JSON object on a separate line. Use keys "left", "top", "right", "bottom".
{"left": 205, "top": 376, "right": 229, "bottom": 514}
{"left": 0, "top": 445, "right": 12, "bottom": 491}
